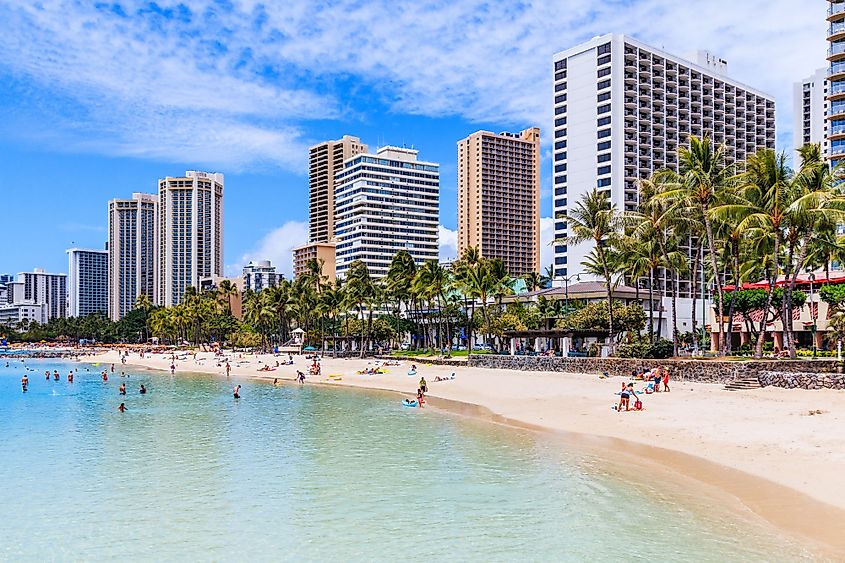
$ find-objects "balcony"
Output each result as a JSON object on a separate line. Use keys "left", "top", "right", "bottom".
{"left": 828, "top": 1, "right": 845, "bottom": 20}
{"left": 829, "top": 61, "right": 845, "bottom": 79}
{"left": 830, "top": 20, "right": 845, "bottom": 41}
{"left": 828, "top": 40, "right": 845, "bottom": 61}
{"left": 830, "top": 124, "right": 845, "bottom": 140}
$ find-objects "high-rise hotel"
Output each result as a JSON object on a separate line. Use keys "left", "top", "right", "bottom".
{"left": 552, "top": 33, "right": 775, "bottom": 296}
{"left": 108, "top": 193, "right": 158, "bottom": 320}
{"left": 309, "top": 135, "right": 369, "bottom": 244}
{"left": 457, "top": 128, "right": 541, "bottom": 276}
{"left": 157, "top": 171, "right": 224, "bottom": 307}
{"left": 829, "top": 1, "right": 845, "bottom": 166}
{"left": 334, "top": 146, "right": 440, "bottom": 278}
{"left": 792, "top": 68, "right": 827, "bottom": 165}
{"left": 67, "top": 248, "right": 108, "bottom": 318}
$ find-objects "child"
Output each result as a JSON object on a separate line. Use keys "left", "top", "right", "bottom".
{"left": 663, "top": 368, "right": 670, "bottom": 392}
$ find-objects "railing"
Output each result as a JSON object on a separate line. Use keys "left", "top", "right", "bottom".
{"left": 828, "top": 61, "right": 845, "bottom": 75}
{"left": 830, "top": 21, "right": 845, "bottom": 36}
{"left": 829, "top": 2, "right": 845, "bottom": 17}
{"left": 830, "top": 124, "right": 845, "bottom": 137}
{"left": 828, "top": 42, "right": 845, "bottom": 57}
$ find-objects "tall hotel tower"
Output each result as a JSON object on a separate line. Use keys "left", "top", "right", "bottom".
{"left": 309, "top": 135, "right": 369, "bottom": 243}
{"left": 334, "top": 146, "right": 440, "bottom": 278}
{"left": 67, "top": 248, "right": 108, "bottom": 317}
{"left": 551, "top": 34, "right": 775, "bottom": 295}
{"left": 108, "top": 193, "right": 158, "bottom": 320}
{"left": 828, "top": 1, "right": 845, "bottom": 166}
{"left": 157, "top": 171, "right": 224, "bottom": 307}
{"left": 793, "top": 68, "right": 828, "bottom": 165}
{"left": 457, "top": 128, "right": 541, "bottom": 276}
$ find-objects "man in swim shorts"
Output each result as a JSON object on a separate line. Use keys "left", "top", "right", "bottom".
{"left": 233, "top": 385, "right": 241, "bottom": 399}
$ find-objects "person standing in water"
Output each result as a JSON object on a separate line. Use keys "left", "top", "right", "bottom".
{"left": 139, "top": 384, "right": 147, "bottom": 394}
{"left": 21, "top": 374, "right": 28, "bottom": 392}
{"left": 233, "top": 385, "right": 241, "bottom": 399}
{"left": 118, "top": 403, "right": 126, "bottom": 413}
{"left": 119, "top": 383, "right": 126, "bottom": 395}
{"left": 53, "top": 370, "right": 59, "bottom": 381}
{"left": 226, "top": 362, "right": 231, "bottom": 377}
{"left": 45, "top": 371, "right": 50, "bottom": 381}
{"left": 68, "top": 372, "right": 74, "bottom": 383}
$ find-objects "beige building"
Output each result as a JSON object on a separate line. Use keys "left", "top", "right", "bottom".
{"left": 309, "top": 135, "right": 368, "bottom": 243}
{"left": 108, "top": 193, "right": 158, "bottom": 321}
{"left": 457, "top": 128, "right": 541, "bottom": 276}
{"left": 293, "top": 241, "right": 336, "bottom": 282}
{"left": 157, "top": 171, "right": 224, "bottom": 307}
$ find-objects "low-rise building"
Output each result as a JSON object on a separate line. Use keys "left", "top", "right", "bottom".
{"left": 293, "top": 242, "right": 336, "bottom": 281}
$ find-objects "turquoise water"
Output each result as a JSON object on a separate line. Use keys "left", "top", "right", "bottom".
{"left": 0, "top": 359, "right": 815, "bottom": 561}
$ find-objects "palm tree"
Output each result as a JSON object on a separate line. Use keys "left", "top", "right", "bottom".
{"left": 558, "top": 189, "right": 620, "bottom": 353}
{"left": 523, "top": 271, "right": 542, "bottom": 292}
{"left": 344, "top": 260, "right": 375, "bottom": 357}
{"left": 666, "top": 135, "right": 731, "bottom": 353}
{"left": 217, "top": 279, "right": 238, "bottom": 315}
{"left": 134, "top": 293, "right": 153, "bottom": 343}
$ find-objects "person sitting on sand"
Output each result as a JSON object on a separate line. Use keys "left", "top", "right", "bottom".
{"left": 617, "top": 383, "right": 638, "bottom": 412}
{"left": 233, "top": 385, "right": 241, "bottom": 399}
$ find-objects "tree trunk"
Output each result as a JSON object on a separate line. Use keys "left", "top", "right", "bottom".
{"left": 690, "top": 242, "right": 701, "bottom": 355}
{"left": 648, "top": 268, "right": 655, "bottom": 343}
{"left": 704, "top": 213, "right": 726, "bottom": 355}
{"left": 671, "top": 269, "right": 679, "bottom": 356}
{"left": 785, "top": 233, "right": 813, "bottom": 358}
{"left": 755, "top": 240, "right": 780, "bottom": 358}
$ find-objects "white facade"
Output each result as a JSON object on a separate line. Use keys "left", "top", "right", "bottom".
{"left": 334, "top": 146, "right": 440, "bottom": 278}
{"left": 0, "top": 303, "right": 45, "bottom": 326}
{"left": 157, "top": 171, "right": 224, "bottom": 307}
{"left": 793, "top": 68, "right": 828, "bottom": 165}
{"left": 108, "top": 193, "right": 158, "bottom": 321}
{"left": 243, "top": 260, "right": 278, "bottom": 292}
{"left": 67, "top": 248, "right": 108, "bottom": 317}
{"left": 552, "top": 34, "right": 776, "bottom": 297}
{"left": 1, "top": 269, "right": 67, "bottom": 324}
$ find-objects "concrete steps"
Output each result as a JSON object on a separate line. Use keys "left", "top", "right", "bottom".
{"left": 725, "top": 376, "right": 762, "bottom": 391}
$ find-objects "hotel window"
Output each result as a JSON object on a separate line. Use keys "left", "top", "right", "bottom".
{"left": 555, "top": 187, "right": 567, "bottom": 196}
{"left": 554, "top": 175, "right": 567, "bottom": 184}
{"left": 597, "top": 104, "right": 611, "bottom": 114}
{"left": 555, "top": 60, "right": 566, "bottom": 71}
{"left": 555, "top": 71, "right": 566, "bottom": 81}
{"left": 555, "top": 128, "right": 567, "bottom": 138}
{"left": 597, "top": 116, "right": 611, "bottom": 126}
{"left": 597, "top": 79, "right": 611, "bottom": 90}
{"left": 554, "top": 140, "right": 567, "bottom": 150}
{"left": 554, "top": 198, "right": 567, "bottom": 207}
{"left": 597, "top": 92, "right": 611, "bottom": 103}
{"left": 597, "top": 141, "right": 611, "bottom": 150}
{"left": 555, "top": 117, "right": 567, "bottom": 127}
{"left": 597, "top": 178, "right": 611, "bottom": 188}
{"left": 597, "top": 153, "right": 611, "bottom": 163}
{"left": 554, "top": 164, "right": 567, "bottom": 173}
{"left": 597, "top": 67, "right": 611, "bottom": 78}
{"left": 555, "top": 105, "right": 567, "bottom": 115}
{"left": 554, "top": 152, "right": 567, "bottom": 161}
{"left": 555, "top": 93, "right": 567, "bottom": 104}
{"left": 597, "top": 54, "right": 611, "bottom": 66}
{"left": 597, "top": 42, "right": 611, "bottom": 55}
{"left": 597, "top": 165, "right": 611, "bottom": 175}
{"left": 597, "top": 129, "right": 611, "bottom": 139}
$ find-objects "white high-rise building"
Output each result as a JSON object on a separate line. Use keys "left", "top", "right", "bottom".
{"left": 157, "top": 171, "right": 224, "bottom": 307}
{"left": 551, "top": 33, "right": 776, "bottom": 297}
{"left": 0, "top": 269, "right": 67, "bottom": 324}
{"left": 793, "top": 68, "right": 828, "bottom": 165}
{"left": 67, "top": 248, "right": 108, "bottom": 318}
{"left": 108, "top": 193, "right": 158, "bottom": 321}
{"left": 334, "top": 146, "right": 439, "bottom": 278}
{"left": 243, "top": 260, "right": 279, "bottom": 292}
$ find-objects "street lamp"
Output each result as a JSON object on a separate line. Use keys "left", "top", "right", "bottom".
{"left": 561, "top": 273, "right": 581, "bottom": 314}
{"left": 809, "top": 273, "right": 818, "bottom": 358}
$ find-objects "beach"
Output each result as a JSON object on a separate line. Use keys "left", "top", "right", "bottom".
{"left": 88, "top": 349, "right": 845, "bottom": 555}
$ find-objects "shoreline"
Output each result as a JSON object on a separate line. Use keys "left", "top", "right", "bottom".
{"left": 84, "top": 350, "right": 845, "bottom": 556}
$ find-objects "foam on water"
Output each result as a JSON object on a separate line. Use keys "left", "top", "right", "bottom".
{"left": 0, "top": 359, "right": 819, "bottom": 561}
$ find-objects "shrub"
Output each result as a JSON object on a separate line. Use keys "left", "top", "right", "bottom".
{"left": 616, "top": 338, "right": 674, "bottom": 359}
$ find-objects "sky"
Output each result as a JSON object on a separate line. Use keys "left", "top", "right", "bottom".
{"left": 0, "top": 0, "right": 828, "bottom": 278}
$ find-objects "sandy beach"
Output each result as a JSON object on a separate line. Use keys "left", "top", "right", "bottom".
{"left": 88, "top": 349, "right": 845, "bottom": 555}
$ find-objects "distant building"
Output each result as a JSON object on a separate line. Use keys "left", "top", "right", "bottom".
{"left": 309, "top": 135, "right": 368, "bottom": 243}
{"left": 198, "top": 275, "right": 244, "bottom": 319}
{"left": 67, "top": 248, "right": 109, "bottom": 318}
{"left": 334, "top": 146, "right": 440, "bottom": 278}
{"left": 157, "top": 171, "right": 224, "bottom": 307}
{"left": 243, "top": 260, "right": 279, "bottom": 292}
{"left": 457, "top": 128, "right": 541, "bottom": 275}
{"left": 0, "top": 269, "right": 67, "bottom": 324}
{"left": 293, "top": 242, "right": 336, "bottom": 282}
{"left": 793, "top": 68, "right": 828, "bottom": 165}
{"left": 108, "top": 193, "right": 158, "bottom": 321}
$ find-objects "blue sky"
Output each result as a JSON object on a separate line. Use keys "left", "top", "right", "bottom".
{"left": 0, "top": 0, "right": 827, "bottom": 277}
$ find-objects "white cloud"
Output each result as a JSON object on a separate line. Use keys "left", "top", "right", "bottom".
{"left": 0, "top": 0, "right": 823, "bottom": 171}
{"left": 238, "top": 220, "right": 309, "bottom": 279}
{"left": 438, "top": 225, "right": 458, "bottom": 262}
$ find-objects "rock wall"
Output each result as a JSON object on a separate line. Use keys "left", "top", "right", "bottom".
{"left": 467, "top": 355, "right": 841, "bottom": 386}
{"left": 759, "top": 371, "right": 845, "bottom": 390}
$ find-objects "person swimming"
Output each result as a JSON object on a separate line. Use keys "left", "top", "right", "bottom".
{"left": 139, "top": 384, "right": 147, "bottom": 394}
{"left": 118, "top": 402, "right": 126, "bottom": 413}
{"left": 233, "top": 385, "right": 241, "bottom": 399}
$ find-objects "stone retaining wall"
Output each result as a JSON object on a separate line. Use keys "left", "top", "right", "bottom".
{"left": 759, "top": 371, "right": 845, "bottom": 390}
{"left": 466, "top": 355, "right": 841, "bottom": 386}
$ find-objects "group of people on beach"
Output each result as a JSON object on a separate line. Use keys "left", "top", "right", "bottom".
{"left": 616, "top": 366, "right": 671, "bottom": 412}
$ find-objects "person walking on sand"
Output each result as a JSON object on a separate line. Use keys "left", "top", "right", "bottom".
{"left": 419, "top": 376, "right": 428, "bottom": 394}
{"left": 663, "top": 368, "right": 670, "bottom": 392}
{"left": 233, "top": 385, "right": 241, "bottom": 399}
